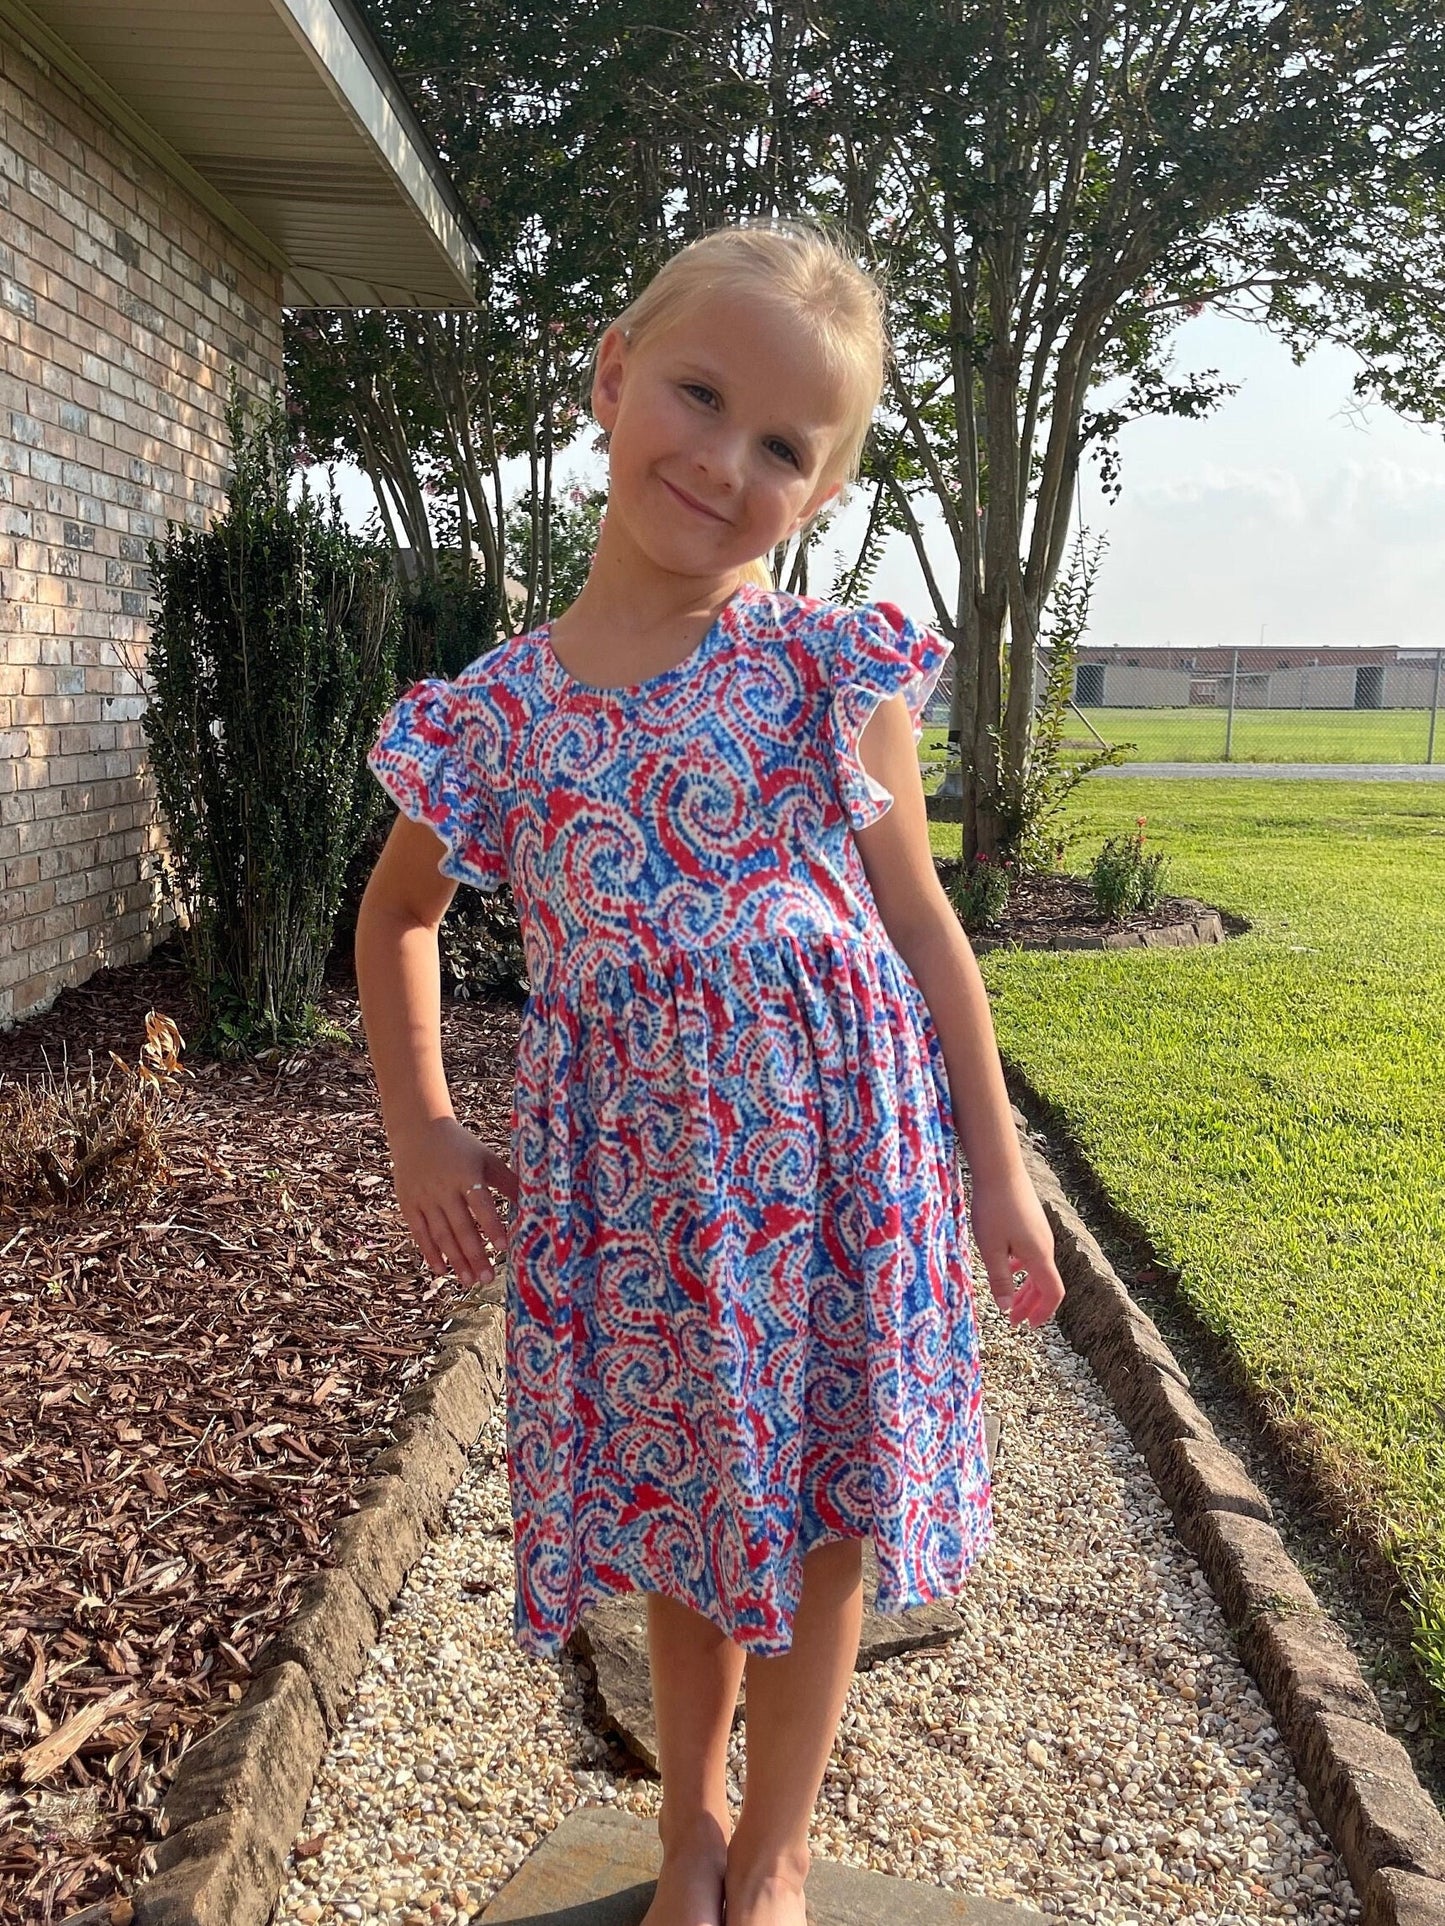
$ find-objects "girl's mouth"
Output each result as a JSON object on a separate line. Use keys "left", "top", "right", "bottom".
{"left": 662, "top": 477, "right": 729, "bottom": 523}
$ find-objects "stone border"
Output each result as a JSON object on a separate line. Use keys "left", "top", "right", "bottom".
{"left": 972, "top": 904, "right": 1226, "bottom": 955}
{"left": 1016, "top": 1119, "right": 1445, "bottom": 1926}
{"left": 100, "top": 1283, "right": 508, "bottom": 1926}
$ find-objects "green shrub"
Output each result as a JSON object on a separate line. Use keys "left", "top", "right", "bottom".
{"left": 329, "top": 567, "right": 506, "bottom": 961}
{"left": 945, "top": 852, "right": 1013, "bottom": 934}
{"left": 1089, "top": 816, "right": 1169, "bottom": 919}
{"left": 438, "top": 887, "right": 529, "bottom": 1005}
{"left": 142, "top": 372, "right": 401, "bottom": 1057}
{"left": 396, "top": 562, "right": 504, "bottom": 686}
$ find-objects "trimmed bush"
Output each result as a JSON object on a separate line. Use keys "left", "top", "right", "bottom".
{"left": 142, "top": 374, "right": 401, "bottom": 1057}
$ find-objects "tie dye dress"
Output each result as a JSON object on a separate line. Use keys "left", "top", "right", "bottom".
{"left": 366, "top": 582, "right": 994, "bottom": 1657}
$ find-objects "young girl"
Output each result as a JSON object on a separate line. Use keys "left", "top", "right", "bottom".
{"left": 356, "top": 217, "right": 1065, "bottom": 1926}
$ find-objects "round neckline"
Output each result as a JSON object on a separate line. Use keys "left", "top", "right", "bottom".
{"left": 540, "top": 582, "right": 754, "bottom": 699}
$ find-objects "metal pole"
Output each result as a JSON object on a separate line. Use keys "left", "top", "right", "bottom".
{"left": 1429, "top": 647, "right": 1443, "bottom": 766}
{"left": 1225, "top": 646, "right": 1239, "bottom": 761}
{"left": 1067, "top": 697, "right": 1111, "bottom": 751}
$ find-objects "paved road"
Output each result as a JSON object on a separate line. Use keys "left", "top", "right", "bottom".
{"left": 1093, "top": 761, "right": 1445, "bottom": 781}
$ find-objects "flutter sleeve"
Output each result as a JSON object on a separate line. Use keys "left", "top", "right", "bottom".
{"left": 366, "top": 677, "right": 508, "bottom": 892}
{"left": 826, "top": 600, "right": 953, "bottom": 831}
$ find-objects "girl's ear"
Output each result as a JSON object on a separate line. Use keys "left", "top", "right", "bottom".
{"left": 591, "top": 325, "right": 629, "bottom": 431}
{"left": 792, "top": 477, "right": 844, "bottom": 537}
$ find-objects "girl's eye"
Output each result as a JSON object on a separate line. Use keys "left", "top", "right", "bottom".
{"left": 681, "top": 384, "right": 797, "bottom": 466}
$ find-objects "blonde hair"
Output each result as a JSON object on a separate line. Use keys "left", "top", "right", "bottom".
{"left": 597, "top": 217, "right": 891, "bottom": 591}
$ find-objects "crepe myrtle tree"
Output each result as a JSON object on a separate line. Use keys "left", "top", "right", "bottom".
{"left": 815, "top": 0, "right": 1445, "bottom": 858}
{"left": 285, "top": 301, "right": 586, "bottom": 636}
{"left": 298, "top": 0, "right": 1445, "bottom": 862}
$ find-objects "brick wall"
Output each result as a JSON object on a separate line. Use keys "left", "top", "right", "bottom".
{"left": 0, "top": 16, "right": 284, "bottom": 1031}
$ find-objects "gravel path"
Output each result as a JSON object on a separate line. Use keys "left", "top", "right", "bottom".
{"left": 272, "top": 1304, "right": 1362, "bottom": 1926}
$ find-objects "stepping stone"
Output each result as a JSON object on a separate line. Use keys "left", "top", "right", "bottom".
{"left": 479, "top": 1806, "right": 1047, "bottom": 1923}
{"left": 569, "top": 1408, "right": 1002, "bottom": 1771}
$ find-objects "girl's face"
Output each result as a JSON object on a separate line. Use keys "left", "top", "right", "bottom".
{"left": 591, "top": 289, "right": 851, "bottom": 584}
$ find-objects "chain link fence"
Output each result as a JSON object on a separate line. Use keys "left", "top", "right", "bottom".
{"left": 1058, "top": 646, "right": 1444, "bottom": 764}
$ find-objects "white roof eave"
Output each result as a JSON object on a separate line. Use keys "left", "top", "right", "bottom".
{"left": 269, "top": 0, "right": 481, "bottom": 306}
{"left": 2, "top": 0, "right": 485, "bottom": 309}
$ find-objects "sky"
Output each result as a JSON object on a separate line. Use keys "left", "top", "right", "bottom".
{"left": 302, "top": 310, "right": 1445, "bottom": 654}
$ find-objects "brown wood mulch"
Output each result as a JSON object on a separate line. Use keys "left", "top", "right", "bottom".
{"left": 0, "top": 933, "right": 519, "bottom": 1925}
{"left": 933, "top": 860, "right": 1242, "bottom": 948}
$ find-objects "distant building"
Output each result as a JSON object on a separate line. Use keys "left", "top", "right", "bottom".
{"left": 1068, "top": 643, "right": 1441, "bottom": 711}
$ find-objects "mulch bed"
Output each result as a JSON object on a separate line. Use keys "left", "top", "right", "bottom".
{"left": 0, "top": 933, "right": 519, "bottom": 1925}
{"left": 0, "top": 862, "right": 1232, "bottom": 1921}
{"left": 933, "top": 860, "right": 1241, "bottom": 948}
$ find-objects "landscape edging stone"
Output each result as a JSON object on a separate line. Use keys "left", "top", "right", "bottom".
{"left": 399, "top": 1343, "right": 490, "bottom": 1448}
{"left": 133, "top": 1661, "right": 324, "bottom": 1926}
{"left": 1365, "top": 1865, "right": 1445, "bottom": 1926}
{"left": 1159, "top": 1434, "right": 1275, "bottom": 1526}
{"left": 115, "top": 1279, "right": 507, "bottom": 1926}
{"left": 1300, "top": 1712, "right": 1445, "bottom": 1890}
{"left": 972, "top": 907, "right": 1225, "bottom": 954}
{"left": 1015, "top": 1118, "right": 1445, "bottom": 1922}
{"left": 371, "top": 1412, "right": 469, "bottom": 1531}
{"left": 249, "top": 1568, "right": 381, "bottom": 1736}
{"left": 1240, "top": 1608, "right": 1389, "bottom": 1745}
{"left": 1179, "top": 1506, "right": 1321, "bottom": 1626}
{"left": 323, "top": 1473, "right": 429, "bottom": 1619}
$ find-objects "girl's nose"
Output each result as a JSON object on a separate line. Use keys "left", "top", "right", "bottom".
{"left": 695, "top": 434, "right": 744, "bottom": 493}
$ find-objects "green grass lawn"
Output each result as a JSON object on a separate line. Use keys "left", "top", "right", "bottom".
{"left": 1062, "top": 706, "right": 1437, "bottom": 763}
{"left": 920, "top": 710, "right": 1440, "bottom": 763}
{"left": 932, "top": 780, "right": 1445, "bottom": 1707}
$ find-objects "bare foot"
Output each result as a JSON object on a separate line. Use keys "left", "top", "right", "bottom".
{"left": 724, "top": 1859, "right": 809, "bottom": 1926}
{"left": 640, "top": 1817, "right": 728, "bottom": 1926}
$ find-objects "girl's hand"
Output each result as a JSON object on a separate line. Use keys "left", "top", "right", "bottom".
{"left": 969, "top": 1164, "right": 1066, "bottom": 1330}
{"left": 387, "top": 1116, "right": 518, "bottom": 1289}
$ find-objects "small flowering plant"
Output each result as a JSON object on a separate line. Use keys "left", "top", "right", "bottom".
{"left": 946, "top": 850, "right": 1013, "bottom": 935}
{"left": 1089, "top": 815, "right": 1169, "bottom": 921}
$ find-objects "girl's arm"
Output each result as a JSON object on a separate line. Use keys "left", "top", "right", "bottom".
{"left": 355, "top": 812, "right": 517, "bottom": 1287}
{"left": 849, "top": 695, "right": 1065, "bottom": 1330}
{"left": 356, "top": 812, "right": 458, "bottom": 1139}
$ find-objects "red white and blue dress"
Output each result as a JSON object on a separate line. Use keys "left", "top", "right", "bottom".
{"left": 367, "top": 583, "right": 994, "bottom": 1657}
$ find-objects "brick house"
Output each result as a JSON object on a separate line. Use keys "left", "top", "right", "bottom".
{"left": 0, "top": 0, "right": 483, "bottom": 1030}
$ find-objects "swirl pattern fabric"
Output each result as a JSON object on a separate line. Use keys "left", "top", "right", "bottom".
{"left": 367, "top": 584, "right": 994, "bottom": 1655}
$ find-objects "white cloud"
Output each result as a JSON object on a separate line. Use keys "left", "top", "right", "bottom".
{"left": 1042, "top": 321, "right": 1445, "bottom": 649}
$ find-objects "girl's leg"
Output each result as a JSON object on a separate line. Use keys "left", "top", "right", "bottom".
{"left": 640, "top": 1591, "right": 748, "bottom": 1926}
{"left": 725, "top": 1537, "right": 864, "bottom": 1926}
